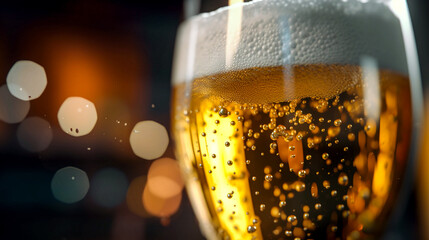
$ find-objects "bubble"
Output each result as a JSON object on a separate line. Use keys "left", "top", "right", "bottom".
{"left": 247, "top": 225, "right": 257, "bottom": 233}
{"left": 17, "top": 116, "right": 53, "bottom": 152}
{"left": 298, "top": 170, "right": 306, "bottom": 178}
{"left": 348, "top": 133, "right": 356, "bottom": 141}
{"left": 218, "top": 107, "right": 228, "bottom": 116}
{"left": 51, "top": 166, "right": 89, "bottom": 204}
{"left": 338, "top": 172, "right": 349, "bottom": 186}
{"left": 89, "top": 168, "right": 128, "bottom": 208}
{"left": 311, "top": 182, "right": 318, "bottom": 198}
{"left": 294, "top": 181, "right": 306, "bottom": 192}
{"left": 323, "top": 180, "right": 331, "bottom": 189}
{"left": 6, "top": 60, "right": 47, "bottom": 101}
{"left": 303, "top": 213, "right": 310, "bottom": 220}
{"left": 265, "top": 174, "right": 273, "bottom": 182}
{"left": 287, "top": 215, "right": 297, "bottom": 223}
{"left": 334, "top": 119, "right": 342, "bottom": 126}
{"left": 143, "top": 184, "right": 182, "bottom": 218}
{"left": 322, "top": 153, "right": 329, "bottom": 160}
{"left": 129, "top": 120, "right": 169, "bottom": 160}
{"left": 147, "top": 158, "right": 184, "bottom": 198}
{"left": 271, "top": 206, "right": 280, "bottom": 217}
{"left": 57, "top": 97, "right": 97, "bottom": 137}
{"left": 328, "top": 126, "right": 341, "bottom": 137}
{"left": 0, "top": 85, "right": 30, "bottom": 123}
{"left": 315, "top": 203, "right": 322, "bottom": 210}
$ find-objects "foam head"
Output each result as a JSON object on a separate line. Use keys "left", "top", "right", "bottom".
{"left": 172, "top": 0, "right": 407, "bottom": 89}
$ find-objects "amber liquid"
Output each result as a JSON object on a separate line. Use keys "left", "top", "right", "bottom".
{"left": 172, "top": 65, "right": 412, "bottom": 240}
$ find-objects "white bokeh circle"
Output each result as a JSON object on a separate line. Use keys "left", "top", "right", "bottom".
{"left": 7, "top": 60, "right": 47, "bottom": 101}
{"left": 57, "top": 97, "right": 98, "bottom": 137}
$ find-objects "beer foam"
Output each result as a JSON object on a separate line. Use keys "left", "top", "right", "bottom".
{"left": 172, "top": 0, "right": 408, "bottom": 100}
{"left": 173, "top": 0, "right": 407, "bottom": 79}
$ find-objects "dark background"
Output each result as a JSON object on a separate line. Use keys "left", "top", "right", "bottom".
{"left": 0, "top": 0, "right": 427, "bottom": 239}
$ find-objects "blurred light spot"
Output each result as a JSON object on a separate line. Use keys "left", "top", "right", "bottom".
{"left": 51, "top": 166, "right": 89, "bottom": 204}
{"left": 6, "top": 60, "right": 47, "bottom": 101}
{"left": 361, "top": 56, "right": 380, "bottom": 120}
{"left": 126, "top": 176, "right": 150, "bottom": 217}
{"left": 143, "top": 184, "right": 182, "bottom": 218}
{"left": 129, "top": 121, "right": 169, "bottom": 160}
{"left": 17, "top": 116, "right": 53, "bottom": 152}
{"left": 57, "top": 97, "right": 97, "bottom": 137}
{"left": 0, "top": 85, "right": 30, "bottom": 123}
{"left": 90, "top": 168, "right": 128, "bottom": 208}
{"left": 147, "top": 158, "right": 184, "bottom": 198}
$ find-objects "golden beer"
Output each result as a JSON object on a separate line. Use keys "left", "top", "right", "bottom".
{"left": 172, "top": 65, "right": 412, "bottom": 239}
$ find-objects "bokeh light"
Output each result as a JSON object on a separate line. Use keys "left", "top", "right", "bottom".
{"left": 129, "top": 120, "right": 169, "bottom": 160}
{"left": 51, "top": 166, "right": 90, "bottom": 204}
{"left": 90, "top": 168, "right": 128, "bottom": 208}
{"left": 6, "top": 60, "right": 47, "bottom": 101}
{"left": 126, "top": 176, "right": 150, "bottom": 217}
{"left": 17, "top": 116, "right": 53, "bottom": 152}
{"left": 57, "top": 96, "right": 98, "bottom": 137}
{"left": 0, "top": 84, "right": 30, "bottom": 123}
{"left": 143, "top": 184, "right": 182, "bottom": 218}
{"left": 147, "top": 158, "right": 184, "bottom": 199}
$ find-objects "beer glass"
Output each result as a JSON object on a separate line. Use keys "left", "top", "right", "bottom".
{"left": 171, "top": 0, "right": 422, "bottom": 239}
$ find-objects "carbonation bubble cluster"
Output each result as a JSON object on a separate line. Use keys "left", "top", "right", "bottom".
{"left": 177, "top": 65, "right": 410, "bottom": 239}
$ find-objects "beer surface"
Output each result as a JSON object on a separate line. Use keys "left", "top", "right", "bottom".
{"left": 172, "top": 65, "right": 411, "bottom": 240}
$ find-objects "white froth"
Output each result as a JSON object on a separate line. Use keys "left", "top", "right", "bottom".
{"left": 172, "top": 0, "right": 407, "bottom": 85}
